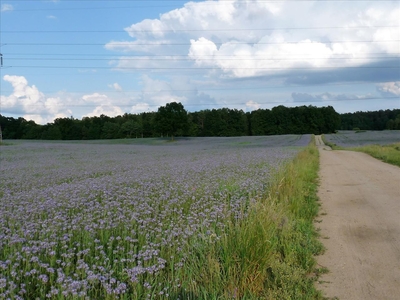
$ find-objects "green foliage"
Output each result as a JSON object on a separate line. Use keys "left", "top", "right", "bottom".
{"left": 41, "top": 125, "right": 62, "bottom": 140}
{"left": 155, "top": 102, "right": 188, "bottom": 140}
{"left": 7, "top": 106, "right": 400, "bottom": 141}
{"left": 178, "top": 142, "right": 324, "bottom": 298}
{"left": 250, "top": 105, "right": 340, "bottom": 135}
{"left": 340, "top": 109, "right": 400, "bottom": 130}
{"left": 351, "top": 143, "right": 400, "bottom": 167}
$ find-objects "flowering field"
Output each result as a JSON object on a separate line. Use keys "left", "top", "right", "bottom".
{"left": 324, "top": 130, "right": 400, "bottom": 147}
{"left": 0, "top": 135, "right": 311, "bottom": 299}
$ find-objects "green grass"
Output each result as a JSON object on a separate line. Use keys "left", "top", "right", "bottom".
{"left": 320, "top": 135, "right": 343, "bottom": 150}
{"left": 350, "top": 143, "right": 400, "bottom": 167}
{"left": 322, "top": 135, "right": 400, "bottom": 167}
{"left": 179, "top": 139, "right": 324, "bottom": 298}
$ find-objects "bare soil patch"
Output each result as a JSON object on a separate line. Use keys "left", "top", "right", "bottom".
{"left": 315, "top": 136, "right": 400, "bottom": 299}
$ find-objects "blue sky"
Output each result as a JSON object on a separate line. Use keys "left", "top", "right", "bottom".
{"left": 1, "top": 0, "right": 399, "bottom": 124}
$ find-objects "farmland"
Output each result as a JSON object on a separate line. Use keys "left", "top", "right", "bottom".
{"left": 323, "top": 130, "right": 400, "bottom": 148}
{"left": 0, "top": 135, "right": 323, "bottom": 299}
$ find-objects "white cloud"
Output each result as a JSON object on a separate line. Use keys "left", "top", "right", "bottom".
{"left": 105, "top": 0, "right": 399, "bottom": 80}
{"left": 109, "top": 83, "right": 123, "bottom": 91}
{"left": 47, "top": 15, "right": 57, "bottom": 19}
{"left": 141, "top": 75, "right": 187, "bottom": 106}
{"left": 1, "top": 75, "right": 73, "bottom": 124}
{"left": 1, "top": 4, "right": 13, "bottom": 12}
{"left": 84, "top": 105, "right": 124, "bottom": 118}
{"left": 377, "top": 82, "right": 400, "bottom": 96}
{"left": 131, "top": 103, "right": 151, "bottom": 114}
{"left": 246, "top": 101, "right": 260, "bottom": 111}
{"left": 82, "top": 93, "right": 124, "bottom": 118}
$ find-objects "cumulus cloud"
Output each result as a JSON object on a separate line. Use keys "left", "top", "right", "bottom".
{"left": 1, "top": 75, "right": 132, "bottom": 123}
{"left": 131, "top": 103, "right": 150, "bottom": 114}
{"left": 377, "top": 82, "right": 400, "bottom": 96}
{"left": 1, "top": 75, "right": 72, "bottom": 124}
{"left": 105, "top": 0, "right": 399, "bottom": 80}
{"left": 1, "top": 4, "right": 13, "bottom": 12}
{"left": 82, "top": 93, "right": 124, "bottom": 117}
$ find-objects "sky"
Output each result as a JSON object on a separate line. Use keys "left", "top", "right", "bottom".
{"left": 0, "top": 0, "right": 399, "bottom": 124}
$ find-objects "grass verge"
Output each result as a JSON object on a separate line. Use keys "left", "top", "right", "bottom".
{"left": 350, "top": 143, "right": 400, "bottom": 167}
{"left": 320, "top": 135, "right": 343, "bottom": 150}
{"left": 182, "top": 139, "right": 324, "bottom": 298}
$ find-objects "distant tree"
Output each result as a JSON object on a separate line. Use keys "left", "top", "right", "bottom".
{"left": 101, "top": 122, "right": 120, "bottom": 139}
{"left": 54, "top": 117, "right": 82, "bottom": 140}
{"left": 121, "top": 120, "right": 143, "bottom": 138}
{"left": 22, "top": 120, "right": 42, "bottom": 139}
{"left": 387, "top": 114, "right": 400, "bottom": 130}
{"left": 155, "top": 102, "right": 188, "bottom": 140}
{"left": 41, "top": 125, "right": 62, "bottom": 140}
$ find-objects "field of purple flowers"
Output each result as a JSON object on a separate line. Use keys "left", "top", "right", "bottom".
{"left": 0, "top": 135, "right": 310, "bottom": 299}
{"left": 324, "top": 130, "right": 400, "bottom": 147}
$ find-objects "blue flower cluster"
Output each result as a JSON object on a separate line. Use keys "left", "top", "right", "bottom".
{"left": 0, "top": 135, "right": 309, "bottom": 299}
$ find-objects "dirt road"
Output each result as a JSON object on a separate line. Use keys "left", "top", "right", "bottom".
{"left": 315, "top": 135, "right": 400, "bottom": 300}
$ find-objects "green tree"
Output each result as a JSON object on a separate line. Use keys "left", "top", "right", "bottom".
{"left": 101, "top": 122, "right": 120, "bottom": 139}
{"left": 54, "top": 117, "right": 82, "bottom": 140}
{"left": 41, "top": 125, "right": 62, "bottom": 140}
{"left": 155, "top": 102, "right": 188, "bottom": 140}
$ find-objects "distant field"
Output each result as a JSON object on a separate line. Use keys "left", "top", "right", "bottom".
{"left": 0, "top": 135, "right": 316, "bottom": 299}
{"left": 324, "top": 130, "right": 400, "bottom": 147}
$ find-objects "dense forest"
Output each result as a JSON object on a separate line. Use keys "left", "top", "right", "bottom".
{"left": 340, "top": 109, "right": 400, "bottom": 131}
{"left": 0, "top": 104, "right": 398, "bottom": 140}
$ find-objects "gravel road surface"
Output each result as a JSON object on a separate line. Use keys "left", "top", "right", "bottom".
{"left": 315, "top": 135, "right": 400, "bottom": 299}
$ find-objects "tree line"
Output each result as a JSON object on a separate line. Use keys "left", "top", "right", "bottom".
{"left": 340, "top": 109, "right": 400, "bottom": 131}
{"left": 1, "top": 104, "right": 397, "bottom": 140}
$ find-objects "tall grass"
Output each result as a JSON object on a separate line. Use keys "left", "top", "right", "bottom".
{"left": 181, "top": 141, "right": 324, "bottom": 298}
{"left": 351, "top": 143, "right": 400, "bottom": 167}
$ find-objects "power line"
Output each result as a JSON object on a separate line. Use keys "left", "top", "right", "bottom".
{"left": 3, "top": 40, "right": 398, "bottom": 46}
{"left": 5, "top": 56, "right": 399, "bottom": 62}
{"left": 4, "top": 52, "right": 398, "bottom": 57}
{"left": 5, "top": 65, "right": 399, "bottom": 70}
{"left": 0, "top": 81, "right": 388, "bottom": 95}
{"left": 3, "top": 25, "right": 398, "bottom": 33}
{"left": 6, "top": 40, "right": 400, "bottom": 46}
{"left": 1, "top": 96, "right": 399, "bottom": 110}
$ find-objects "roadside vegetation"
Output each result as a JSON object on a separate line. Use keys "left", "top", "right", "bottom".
{"left": 185, "top": 138, "right": 324, "bottom": 298}
{"left": 321, "top": 135, "right": 342, "bottom": 150}
{"left": 351, "top": 143, "right": 400, "bottom": 167}
{"left": 322, "top": 133, "right": 400, "bottom": 167}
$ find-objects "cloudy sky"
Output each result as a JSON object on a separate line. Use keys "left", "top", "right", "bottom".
{"left": 0, "top": 0, "right": 399, "bottom": 124}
